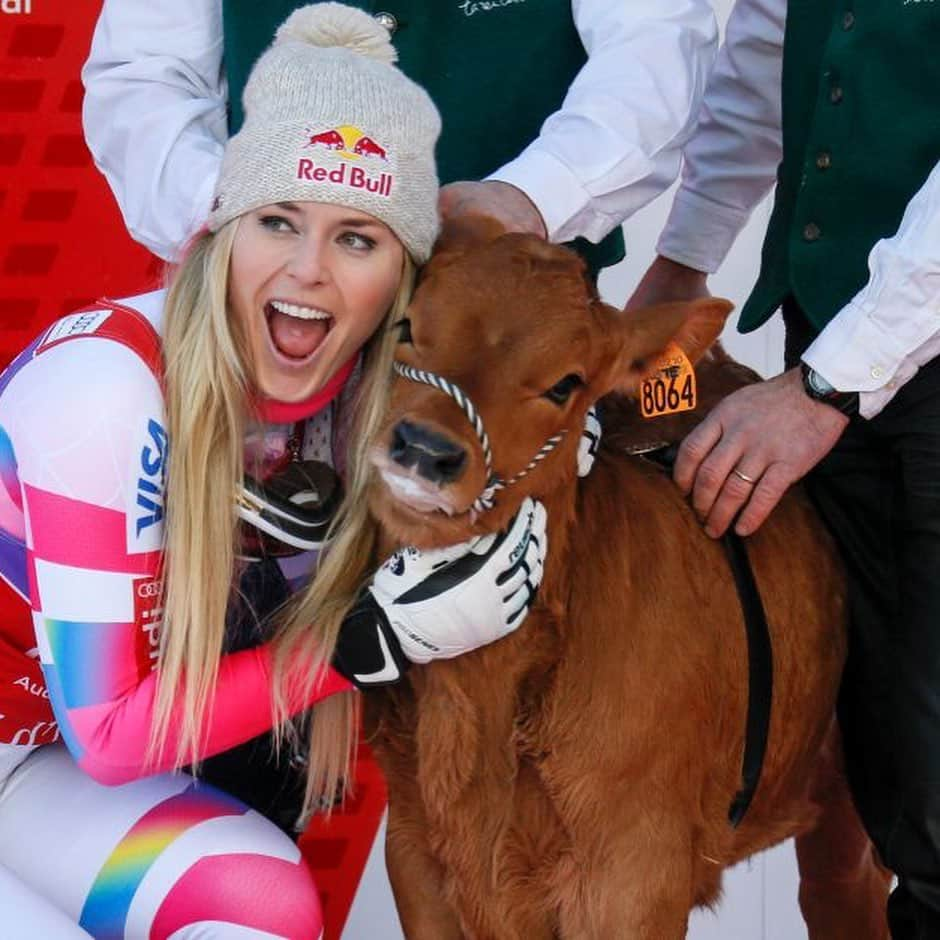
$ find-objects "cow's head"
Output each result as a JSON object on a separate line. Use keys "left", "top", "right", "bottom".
{"left": 369, "top": 216, "right": 732, "bottom": 547}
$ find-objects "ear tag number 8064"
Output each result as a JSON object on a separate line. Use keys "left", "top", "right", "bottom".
{"left": 640, "top": 342, "right": 697, "bottom": 419}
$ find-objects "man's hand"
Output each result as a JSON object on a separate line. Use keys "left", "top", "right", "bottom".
{"left": 439, "top": 181, "right": 547, "bottom": 238}
{"left": 626, "top": 255, "right": 710, "bottom": 310}
{"left": 674, "top": 368, "right": 849, "bottom": 538}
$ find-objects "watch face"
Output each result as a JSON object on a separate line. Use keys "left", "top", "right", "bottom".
{"left": 802, "top": 363, "right": 859, "bottom": 415}
{"left": 806, "top": 368, "right": 836, "bottom": 397}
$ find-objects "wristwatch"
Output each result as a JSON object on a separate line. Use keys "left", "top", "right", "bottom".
{"left": 799, "top": 362, "right": 859, "bottom": 417}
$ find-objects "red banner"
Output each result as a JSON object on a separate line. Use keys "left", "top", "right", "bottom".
{"left": 0, "top": 7, "right": 385, "bottom": 936}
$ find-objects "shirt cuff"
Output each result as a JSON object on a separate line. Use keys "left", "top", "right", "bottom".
{"left": 487, "top": 147, "right": 617, "bottom": 245}
{"left": 801, "top": 300, "right": 912, "bottom": 419}
{"left": 656, "top": 187, "right": 751, "bottom": 274}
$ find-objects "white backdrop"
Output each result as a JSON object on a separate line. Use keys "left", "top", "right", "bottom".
{"left": 342, "top": 0, "right": 811, "bottom": 932}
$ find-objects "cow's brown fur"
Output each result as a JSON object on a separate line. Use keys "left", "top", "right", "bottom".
{"left": 362, "top": 219, "right": 888, "bottom": 938}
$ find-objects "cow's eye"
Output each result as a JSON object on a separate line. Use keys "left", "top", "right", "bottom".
{"left": 394, "top": 318, "right": 413, "bottom": 344}
{"left": 544, "top": 373, "right": 583, "bottom": 405}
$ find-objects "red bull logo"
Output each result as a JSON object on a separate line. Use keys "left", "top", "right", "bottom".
{"left": 306, "top": 129, "right": 344, "bottom": 150}
{"left": 304, "top": 125, "right": 390, "bottom": 161}
{"left": 352, "top": 136, "right": 387, "bottom": 161}
{"left": 298, "top": 125, "right": 393, "bottom": 198}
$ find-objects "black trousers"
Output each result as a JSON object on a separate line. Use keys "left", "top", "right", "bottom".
{"left": 786, "top": 299, "right": 940, "bottom": 939}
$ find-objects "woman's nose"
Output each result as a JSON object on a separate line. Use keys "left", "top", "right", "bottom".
{"left": 286, "top": 236, "right": 330, "bottom": 284}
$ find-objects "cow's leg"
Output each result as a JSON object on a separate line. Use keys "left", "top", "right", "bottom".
{"left": 384, "top": 799, "right": 464, "bottom": 939}
{"left": 553, "top": 811, "right": 693, "bottom": 940}
{"left": 795, "top": 722, "right": 891, "bottom": 940}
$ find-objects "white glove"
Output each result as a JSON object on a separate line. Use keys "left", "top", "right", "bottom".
{"left": 372, "top": 496, "right": 548, "bottom": 663}
{"left": 332, "top": 498, "right": 547, "bottom": 686}
{"left": 578, "top": 406, "right": 601, "bottom": 478}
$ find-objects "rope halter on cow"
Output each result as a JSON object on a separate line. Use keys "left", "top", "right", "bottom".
{"left": 393, "top": 362, "right": 567, "bottom": 514}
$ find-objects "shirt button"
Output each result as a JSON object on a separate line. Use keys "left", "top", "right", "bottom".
{"left": 374, "top": 11, "right": 398, "bottom": 34}
{"left": 871, "top": 366, "right": 883, "bottom": 379}
{"left": 842, "top": 11, "right": 855, "bottom": 29}
{"left": 816, "top": 151, "right": 832, "bottom": 170}
{"left": 803, "top": 222, "right": 822, "bottom": 242}
{"left": 830, "top": 86, "right": 844, "bottom": 104}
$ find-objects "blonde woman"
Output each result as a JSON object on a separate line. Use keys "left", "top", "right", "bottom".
{"left": 0, "top": 5, "right": 546, "bottom": 936}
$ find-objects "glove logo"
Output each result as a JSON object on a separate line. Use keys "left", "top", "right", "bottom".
{"left": 390, "top": 554, "right": 406, "bottom": 576}
{"left": 394, "top": 621, "right": 440, "bottom": 653}
{"left": 352, "top": 625, "right": 403, "bottom": 686}
{"left": 508, "top": 511, "right": 534, "bottom": 565}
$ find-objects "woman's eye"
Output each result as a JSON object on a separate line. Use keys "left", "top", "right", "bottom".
{"left": 259, "top": 214, "right": 295, "bottom": 234}
{"left": 339, "top": 231, "right": 376, "bottom": 251}
{"left": 543, "top": 373, "right": 584, "bottom": 405}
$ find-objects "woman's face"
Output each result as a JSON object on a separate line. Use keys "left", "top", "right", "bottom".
{"left": 229, "top": 201, "right": 405, "bottom": 402}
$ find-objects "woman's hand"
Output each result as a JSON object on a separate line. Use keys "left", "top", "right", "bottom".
{"left": 333, "top": 498, "right": 548, "bottom": 687}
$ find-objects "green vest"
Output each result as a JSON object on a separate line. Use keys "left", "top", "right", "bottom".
{"left": 222, "top": 0, "right": 624, "bottom": 273}
{"left": 739, "top": 0, "right": 940, "bottom": 334}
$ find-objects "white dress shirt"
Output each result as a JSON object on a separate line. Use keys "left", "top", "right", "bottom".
{"left": 655, "top": 0, "right": 940, "bottom": 419}
{"left": 81, "top": 0, "right": 718, "bottom": 260}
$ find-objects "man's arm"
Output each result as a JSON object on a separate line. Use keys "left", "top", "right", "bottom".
{"left": 652, "top": 0, "right": 786, "bottom": 277}
{"left": 81, "top": 0, "right": 227, "bottom": 261}
{"left": 665, "top": 147, "right": 940, "bottom": 539}
{"left": 803, "top": 158, "right": 940, "bottom": 418}
{"left": 450, "top": 0, "right": 720, "bottom": 242}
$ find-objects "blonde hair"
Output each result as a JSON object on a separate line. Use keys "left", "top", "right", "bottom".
{"left": 272, "top": 258, "right": 414, "bottom": 820}
{"left": 154, "top": 221, "right": 246, "bottom": 768}
{"left": 152, "top": 219, "right": 413, "bottom": 804}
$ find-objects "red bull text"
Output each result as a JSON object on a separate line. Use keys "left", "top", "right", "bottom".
{"left": 296, "top": 159, "right": 393, "bottom": 197}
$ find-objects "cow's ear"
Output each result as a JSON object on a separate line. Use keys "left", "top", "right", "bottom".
{"left": 608, "top": 297, "right": 734, "bottom": 392}
{"left": 422, "top": 213, "right": 509, "bottom": 280}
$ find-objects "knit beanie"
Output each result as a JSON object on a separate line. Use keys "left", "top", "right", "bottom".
{"left": 208, "top": 3, "right": 441, "bottom": 262}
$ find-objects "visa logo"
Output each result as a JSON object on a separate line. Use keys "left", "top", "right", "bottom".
{"left": 136, "top": 418, "right": 168, "bottom": 537}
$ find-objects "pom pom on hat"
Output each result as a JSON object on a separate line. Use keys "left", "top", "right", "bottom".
{"left": 276, "top": 2, "right": 398, "bottom": 64}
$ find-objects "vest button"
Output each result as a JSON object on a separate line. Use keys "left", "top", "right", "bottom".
{"left": 830, "top": 85, "right": 844, "bottom": 104}
{"left": 803, "top": 222, "right": 822, "bottom": 242}
{"left": 816, "top": 151, "right": 832, "bottom": 170}
{"left": 842, "top": 11, "right": 855, "bottom": 29}
{"left": 374, "top": 11, "right": 398, "bottom": 34}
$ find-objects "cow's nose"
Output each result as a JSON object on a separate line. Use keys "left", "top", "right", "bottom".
{"left": 390, "top": 420, "right": 467, "bottom": 484}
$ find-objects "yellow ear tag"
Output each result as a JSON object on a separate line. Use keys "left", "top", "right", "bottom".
{"left": 640, "top": 342, "right": 697, "bottom": 419}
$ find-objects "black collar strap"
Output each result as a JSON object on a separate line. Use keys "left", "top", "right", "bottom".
{"left": 640, "top": 443, "right": 773, "bottom": 828}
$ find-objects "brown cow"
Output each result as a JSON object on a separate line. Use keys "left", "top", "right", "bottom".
{"left": 362, "top": 218, "right": 889, "bottom": 939}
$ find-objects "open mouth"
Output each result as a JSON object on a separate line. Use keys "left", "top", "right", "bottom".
{"left": 265, "top": 300, "right": 334, "bottom": 363}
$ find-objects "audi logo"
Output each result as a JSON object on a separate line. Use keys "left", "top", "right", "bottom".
{"left": 136, "top": 581, "right": 163, "bottom": 599}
